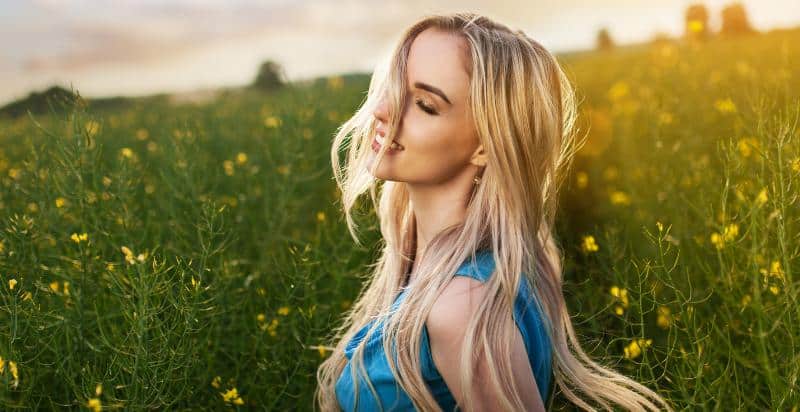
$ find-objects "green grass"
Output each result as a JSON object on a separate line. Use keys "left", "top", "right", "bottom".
{"left": 0, "top": 28, "right": 798, "bottom": 410}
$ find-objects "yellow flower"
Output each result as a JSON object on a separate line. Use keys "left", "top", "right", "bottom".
{"left": 609, "top": 190, "right": 631, "bottom": 206}
{"left": 624, "top": 338, "right": 653, "bottom": 360}
{"left": 136, "top": 128, "right": 149, "bottom": 141}
{"left": 737, "top": 137, "right": 759, "bottom": 158}
{"left": 755, "top": 188, "right": 768, "bottom": 206}
{"left": 9, "top": 279, "right": 17, "bottom": 290}
{"left": 102, "top": 176, "right": 112, "bottom": 187}
{"left": 710, "top": 232, "right": 723, "bottom": 249}
{"left": 740, "top": 294, "right": 751, "bottom": 308}
{"left": 657, "top": 306, "right": 672, "bottom": 329}
{"left": 581, "top": 235, "right": 599, "bottom": 253}
{"left": 71, "top": 232, "right": 88, "bottom": 243}
{"left": 277, "top": 165, "right": 290, "bottom": 175}
{"left": 656, "top": 221, "right": 664, "bottom": 233}
{"left": 120, "top": 147, "right": 134, "bottom": 159}
{"left": 759, "top": 260, "right": 785, "bottom": 295}
{"left": 223, "top": 160, "right": 235, "bottom": 176}
{"left": 264, "top": 318, "right": 279, "bottom": 336}
{"left": 318, "top": 345, "right": 328, "bottom": 358}
{"left": 63, "top": 281, "right": 70, "bottom": 296}
{"left": 256, "top": 313, "right": 266, "bottom": 323}
{"left": 87, "top": 398, "right": 102, "bottom": 412}
{"left": 8, "top": 360, "right": 18, "bottom": 387}
{"left": 711, "top": 223, "right": 739, "bottom": 250}
{"left": 277, "top": 306, "right": 291, "bottom": 316}
{"left": 22, "top": 291, "right": 32, "bottom": 301}
{"left": 714, "top": 98, "right": 737, "bottom": 114}
{"left": 687, "top": 19, "right": 704, "bottom": 33}
{"left": 221, "top": 387, "right": 244, "bottom": 404}
{"left": 236, "top": 152, "right": 248, "bottom": 165}
{"left": 575, "top": 171, "right": 588, "bottom": 189}
{"left": 723, "top": 223, "right": 739, "bottom": 241}
{"left": 0, "top": 358, "right": 19, "bottom": 386}
{"left": 211, "top": 375, "right": 222, "bottom": 388}
{"left": 769, "top": 260, "right": 785, "bottom": 280}
{"left": 316, "top": 212, "right": 326, "bottom": 222}
{"left": 609, "top": 286, "right": 629, "bottom": 315}
{"left": 55, "top": 197, "right": 66, "bottom": 208}
{"left": 264, "top": 116, "right": 282, "bottom": 128}
{"left": 791, "top": 157, "right": 800, "bottom": 172}
{"left": 760, "top": 260, "right": 785, "bottom": 281}
{"left": 85, "top": 120, "right": 100, "bottom": 138}
{"left": 607, "top": 81, "right": 629, "bottom": 101}
{"left": 50, "top": 281, "right": 60, "bottom": 293}
{"left": 120, "top": 246, "right": 147, "bottom": 265}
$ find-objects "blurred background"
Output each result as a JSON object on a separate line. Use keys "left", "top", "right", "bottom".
{"left": 0, "top": 1, "right": 798, "bottom": 411}
{"left": 1, "top": 0, "right": 798, "bottom": 107}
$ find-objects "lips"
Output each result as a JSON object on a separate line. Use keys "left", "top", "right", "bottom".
{"left": 372, "top": 135, "right": 404, "bottom": 153}
{"left": 375, "top": 134, "right": 404, "bottom": 150}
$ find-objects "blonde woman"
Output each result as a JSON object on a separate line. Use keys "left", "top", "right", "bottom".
{"left": 316, "top": 11, "right": 674, "bottom": 412}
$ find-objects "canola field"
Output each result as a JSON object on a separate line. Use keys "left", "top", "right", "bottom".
{"left": 0, "top": 28, "right": 798, "bottom": 410}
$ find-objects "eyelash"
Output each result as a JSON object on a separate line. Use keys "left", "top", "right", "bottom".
{"left": 414, "top": 98, "right": 437, "bottom": 115}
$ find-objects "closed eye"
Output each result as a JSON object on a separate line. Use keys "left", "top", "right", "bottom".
{"left": 415, "top": 98, "right": 438, "bottom": 115}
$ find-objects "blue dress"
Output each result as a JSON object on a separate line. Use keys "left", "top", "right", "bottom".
{"left": 334, "top": 250, "right": 554, "bottom": 411}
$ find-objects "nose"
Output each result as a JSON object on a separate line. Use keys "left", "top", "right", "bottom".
{"left": 373, "top": 93, "right": 389, "bottom": 124}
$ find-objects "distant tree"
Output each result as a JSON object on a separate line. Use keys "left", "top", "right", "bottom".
{"left": 684, "top": 3, "right": 711, "bottom": 40}
{"left": 0, "top": 85, "right": 80, "bottom": 119}
{"left": 252, "top": 60, "right": 287, "bottom": 91}
{"left": 720, "top": 2, "right": 756, "bottom": 36}
{"left": 595, "top": 27, "right": 615, "bottom": 51}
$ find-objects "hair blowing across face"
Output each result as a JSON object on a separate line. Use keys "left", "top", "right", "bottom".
{"left": 316, "top": 11, "right": 675, "bottom": 412}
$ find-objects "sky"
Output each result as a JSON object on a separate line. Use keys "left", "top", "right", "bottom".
{"left": 1, "top": 0, "right": 798, "bottom": 106}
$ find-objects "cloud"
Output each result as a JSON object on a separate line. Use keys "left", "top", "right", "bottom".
{"left": 18, "top": 0, "right": 309, "bottom": 72}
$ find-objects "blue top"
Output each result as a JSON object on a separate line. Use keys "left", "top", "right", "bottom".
{"left": 334, "top": 250, "right": 553, "bottom": 411}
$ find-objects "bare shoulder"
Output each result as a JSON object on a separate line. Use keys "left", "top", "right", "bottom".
{"left": 426, "top": 276, "right": 489, "bottom": 335}
{"left": 426, "top": 276, "right": 546, "bottom": 411}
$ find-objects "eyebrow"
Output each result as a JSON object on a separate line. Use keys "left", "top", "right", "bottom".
{"left": 413, "top": 81, "right": 452, "bottom": 105}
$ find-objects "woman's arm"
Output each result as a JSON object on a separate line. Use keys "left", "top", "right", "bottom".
{"left": 427, "top": 276, "right": 546, "bottom": 411}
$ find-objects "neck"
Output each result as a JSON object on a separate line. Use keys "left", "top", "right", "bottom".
{"left": 405, "top": 169, "right": 476, "bottom": 286}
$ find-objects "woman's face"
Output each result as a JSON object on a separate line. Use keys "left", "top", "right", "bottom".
{"left": 367, "top": 27, "right": 484, "bottom": 184}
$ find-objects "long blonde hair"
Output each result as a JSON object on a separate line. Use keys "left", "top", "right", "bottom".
{"left": 316, "top": 11, "right": 674, "bottom": 412}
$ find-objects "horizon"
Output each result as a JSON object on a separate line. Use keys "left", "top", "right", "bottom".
{"left": 2, "top": 0, "right": 798, "bottom": 106}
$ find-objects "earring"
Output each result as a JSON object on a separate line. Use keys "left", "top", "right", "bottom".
{"left": 473, "top": 176, "right": 481, "bottom": 185}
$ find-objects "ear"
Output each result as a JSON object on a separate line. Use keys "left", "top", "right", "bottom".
{"left": 469, "top": 144, "right": 487, "bottom": 167}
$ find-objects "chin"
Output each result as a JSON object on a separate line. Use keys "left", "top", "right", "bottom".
{"left": 366, "top": 156, "right": 396, "bottom": 181}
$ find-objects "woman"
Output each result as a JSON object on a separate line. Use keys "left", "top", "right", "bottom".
{"left": 316, "top": 11, "right": 674, "bottom": 412}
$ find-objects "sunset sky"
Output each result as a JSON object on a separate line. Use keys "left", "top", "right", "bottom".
{"left": 1, "top": 0, "right": 798, "bottom": 105}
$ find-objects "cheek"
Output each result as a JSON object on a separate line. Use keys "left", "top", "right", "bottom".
{"left": 396, "top": 128, "right": 473, "bottom": 182}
